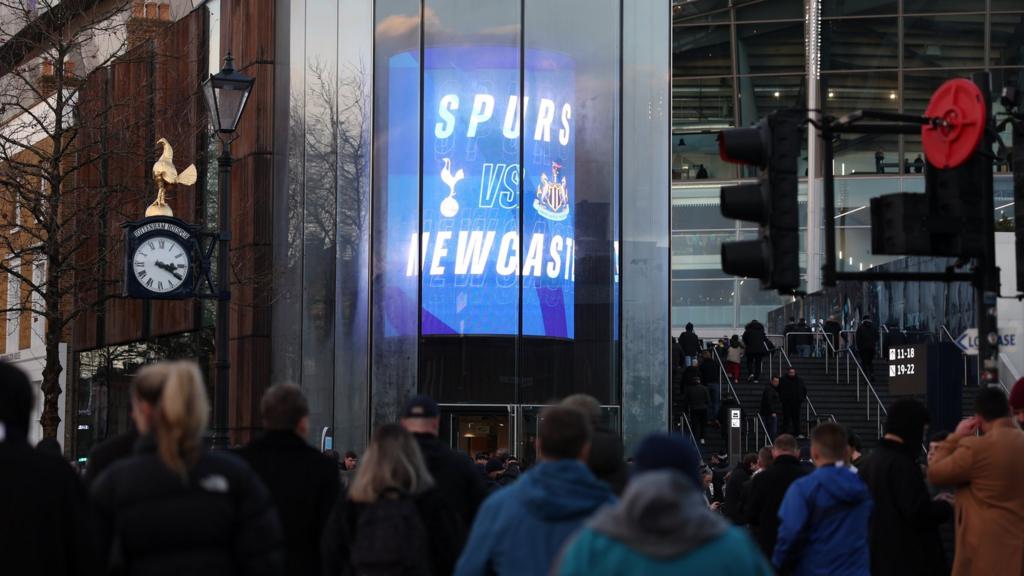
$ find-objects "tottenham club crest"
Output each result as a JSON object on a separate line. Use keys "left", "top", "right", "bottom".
{"left": 534, "top": 162, "right": 569, "bottom": 221}
{"left": 440, "top": 157, "right": 464, "bottom": 218}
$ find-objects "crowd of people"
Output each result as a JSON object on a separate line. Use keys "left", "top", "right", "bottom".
{"left": 4, "top": 355, "right": 1024, "bottom": 576}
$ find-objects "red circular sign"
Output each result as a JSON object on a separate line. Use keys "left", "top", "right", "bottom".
{"left": 922, "top": 78, "right": 986, "bottom": 169}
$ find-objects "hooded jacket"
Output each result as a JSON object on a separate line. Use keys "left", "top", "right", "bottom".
{"left": 773, "top": 464, "right": 873, "bottom": 576}
{"left": 555, "top": 471, "right": 772, "bottom": 576}
{"left": 454, "top": 460, "right": 614, "bottom": 576}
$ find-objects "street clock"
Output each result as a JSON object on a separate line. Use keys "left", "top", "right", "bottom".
{"left": 123, "top": 216, "right": 197, "bottom": 299}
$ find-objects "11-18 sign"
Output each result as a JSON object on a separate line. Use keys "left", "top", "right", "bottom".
{"left": 888, "top": 344, "right": 927, "bottom": 395}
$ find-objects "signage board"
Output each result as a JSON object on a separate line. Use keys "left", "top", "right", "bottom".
{"left": 955, "top": 328, "right": 1018, "bottom": 356}
{"left": 888, "top": 344, "right": 928, "bottom": 395}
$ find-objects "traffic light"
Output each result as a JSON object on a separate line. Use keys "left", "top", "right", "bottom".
{"left": 718, "top": 109, "right": 802, "bottom": 293}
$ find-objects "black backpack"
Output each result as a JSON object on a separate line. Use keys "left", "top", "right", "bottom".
{"left": 350, "top": 489, "right": 432, "bottom": 576}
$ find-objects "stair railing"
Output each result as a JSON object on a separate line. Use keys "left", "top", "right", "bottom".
{"left": 940, "top": 325, "right": 974, "bottom": 391}
{"left": 818, "top": 329, "right": 885, "bottom": 436}
{"left": 679, "top": 412, "right": 701, "bottom": 456}
{"left": 774, "top": 345, "right": 831, "bottom": 436}
{"left": 712, "top": 346, "right": 773, "bottom": 450}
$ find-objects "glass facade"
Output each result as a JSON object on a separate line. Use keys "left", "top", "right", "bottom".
{"left": 276, "top": 0, "right": 670, "bottom": 456}
{"left": 671, "top": 0, "right": 1024, "bottom": 334}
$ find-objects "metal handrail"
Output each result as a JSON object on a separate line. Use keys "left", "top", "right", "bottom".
{"left": 774, "top": 345, "right": 828, "bottom": 435}
{"left": 939, "top": 325, "right": 971, "bottom": 388}
{"left": 711, "top": 345, "right": 742, "bottom": 409}
{"left": 679, "top": 413, "right": 701, "bottom": 456}
{"left": 819, "top": 326, "right": 887, "bottom": 437}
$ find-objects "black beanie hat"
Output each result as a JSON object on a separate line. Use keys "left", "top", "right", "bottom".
{"left": 885, "top": 398, "right": 930, "bottom": 449}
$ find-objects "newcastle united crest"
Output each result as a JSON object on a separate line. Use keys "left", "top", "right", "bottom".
{"left": 534, "top": 162, "right": 569, "bottom": 221}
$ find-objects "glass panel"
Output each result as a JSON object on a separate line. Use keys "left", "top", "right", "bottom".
{"left": 673, "top": 76, "right": 736, "bottom": 181}
{"left": 735, "top": 0, "right": 803, "bottom": 21}
{"left": 736, "top": 21, "right": 805, "bottom": 76}
{"left": 333, "top": 0, "right": 372, "bottom": 454}
{"left": 674, "top": 24, "right": 732, "bottom": 78}
{"left": 822, "top": 72, "right": 899, "bottom": 175}
{"left": 271, "top": 0, "right": 304, "bottom": 387}
{"left": 302, "top": 0, "right": 338, "bottom": 445}
{"left": 371, "top": 0, "right": 420, "bottom": 426}
{"left": 991, "top": 13, "right": 1024, "bottom": 67}
{"left": 991, "top": 0, "right": 1024, "bottom": 11}
{"left": 672, "top": 279, "right": 735, "bottom": 327}
{"left": 831, "top": 176, "right": 904, "bottom": 271}
{"left": 903, "top": 0, "right": 985, "bottom": 13}
{"left": 672, "top": 0, "right": 731, "bottom": 24}
{"left": 822, "top": 0, "right": 897, "bottom": 17}
{"left": 822, "top": 17, "right": 898, "bottom": 71}
{"left": 521, "top": 0, "right": 619, "bottom": 404}
{"left": 903, "top": 15, "right": 985, "bottom": 69}
{"left": 418, "top": 0, "right": 520, "bottom": 404}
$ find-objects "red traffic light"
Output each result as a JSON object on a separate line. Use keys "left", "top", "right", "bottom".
{"left": 718, "top": 120, "right": 770, "bottom": 167}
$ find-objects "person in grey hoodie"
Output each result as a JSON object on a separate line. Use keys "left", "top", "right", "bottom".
{"left": 555, "top": 433, "right": 773, "bottom": 576}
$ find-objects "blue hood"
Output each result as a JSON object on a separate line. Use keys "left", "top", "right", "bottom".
{"left": 815, "top": 465, "right": 871, "bottom": 506}
{"left": 519, "top": 460, "right": 614, "bottom": 521}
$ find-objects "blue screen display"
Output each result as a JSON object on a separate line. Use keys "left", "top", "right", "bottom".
{"left": 388, "top": 46, "right": 576, "bottom": 338}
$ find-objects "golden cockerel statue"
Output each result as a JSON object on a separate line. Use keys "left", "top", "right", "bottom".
{"left": 147, "top": 137, "right": 198, "bottom": 217}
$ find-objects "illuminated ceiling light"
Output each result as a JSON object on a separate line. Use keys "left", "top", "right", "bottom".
{"left": 773, "top": 91, "right": 781, "bottom": 98}
{"left": 889, "top": 92, "right": 897, "bottom": 100}
{"left": 828, "top": 91, "right": 834, "bottom": 99}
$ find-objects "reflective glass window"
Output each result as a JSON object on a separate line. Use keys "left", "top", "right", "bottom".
{"left": 903, "top": 15, "right": 985, "bottom": 69}
{"left": 673, "top": 0, "right": 731, "bottom": 24}
{"left": 736, "top": 21, "right": 805, "bottom": 75}
{"left": 823, "top": 0, "right": 897, "bottom": 18}
{"left": 674, "top": 24, "right": 733, "bottom": 77}
{"left": 991, "top": 13, "right": 1024, "bottom": 67}
{"left": 903, "top": 0, "right": 986, "bottom": 13}
{"left": 735, "top": 0, "right": 803, "bottom": 21}
{"left": 822, "top": 18, "right": 899, "bottom": 71}
{"left": 823, "top": 72, "right": 899, "bottom": 175}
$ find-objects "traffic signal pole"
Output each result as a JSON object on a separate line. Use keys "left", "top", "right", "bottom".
{"left": 819, "top": 73, "right": 1002, "bottom": 387}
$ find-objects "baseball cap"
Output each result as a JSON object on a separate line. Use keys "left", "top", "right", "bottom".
{"left": 401, "top": 394, "right": 439, "bottom": 419}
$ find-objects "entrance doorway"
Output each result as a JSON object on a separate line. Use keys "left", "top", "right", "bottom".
{"left": 439, "top": 405, "right": 514, "bottom": 460}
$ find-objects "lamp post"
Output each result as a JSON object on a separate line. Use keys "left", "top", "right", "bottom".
{"left": 202, "top": 52, "right": 254, "bottom": 447}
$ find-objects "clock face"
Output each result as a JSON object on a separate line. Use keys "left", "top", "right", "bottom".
{"left": 132, "top": 235, "right": 190, "bottom": 294}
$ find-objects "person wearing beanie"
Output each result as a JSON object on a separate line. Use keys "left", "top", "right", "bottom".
{"left": 554, "top": 433, "right": 772, "bottom": 576}
{"left": 858, "top": 399, "right": 953, "bottom": 576}
{"left": 1010, "top": 377, "right": 1024, "bottom": 428}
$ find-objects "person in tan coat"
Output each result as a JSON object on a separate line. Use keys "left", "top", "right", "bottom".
{"left": 927, "top": 386, "right": 1024, "bottom": 576}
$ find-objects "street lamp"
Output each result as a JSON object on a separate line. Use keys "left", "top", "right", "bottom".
{"left": 202, "top": 51, "right": 253, "bottom": 447}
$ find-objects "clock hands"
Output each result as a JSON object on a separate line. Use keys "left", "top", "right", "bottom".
{"left": 154, "top": 260, "right": 184, "bottom": 281}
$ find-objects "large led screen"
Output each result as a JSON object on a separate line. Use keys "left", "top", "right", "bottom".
{"left": 388, "top": 46, "right": 576, "bottom": 338}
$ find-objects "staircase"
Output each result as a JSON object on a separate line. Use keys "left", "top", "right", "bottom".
{"left": 788, "top": 354, "right": 892, "bottom": 452}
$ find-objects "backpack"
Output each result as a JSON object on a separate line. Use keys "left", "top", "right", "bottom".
{"left": 350, "top": 489, "right": 432, "bottom": 576}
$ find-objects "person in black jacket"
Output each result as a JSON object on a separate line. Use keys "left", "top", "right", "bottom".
{"left": 760, "top": 377, "right": 783, "bottom": 440}
{"left": 1, "top": 361, "right": 99, "bottom": 576}
{"left": 859, "top": 399, "right": 953, "bottom": 576}
{"left": 321, "top": 424, "right": 463, "bottom": 576}
{"left": 795, "top": 318, "right": 812, "bottom": 357}
{"left": 823, "top": 315, "right": 842, "bottom": 352}
{"left": 679, "top": 322, "right": 702, "bottom": 367}
{"left": 91, "top": 361, "right": 284, "bottom": 576}
{"left": 237, "top": 384, "right": 341, "bottom": 576}
{"left": 856, "top": 315, "right": 879, "bottom": 378}
{"left": 562, "top": 394, "right": 628, "bottom": 494}
{"left": 722, "top": 453, "right": 758, "bottom": 524}
{"left": 84, "top": 428, "right": 138, "bottom": 486}
{"left": 743, "top": 434, "right": 812, "bottom": 557}
{"left": 779, "top": 367, "right": 807, "bottom": 437}
{"left": 400, "top": 395, "right": 487, "bottom": 532}
{"left": 742, "top": 319, "right": 769, "bottom": 382}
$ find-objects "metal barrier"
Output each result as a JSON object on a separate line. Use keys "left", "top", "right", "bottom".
{"left": 820, "top": 331, "right": 888, "bottom": 438}
{"left": 712, "top": 346, "right": 774, "bottom": 451}
{"left": 679, "top": 413, "right": 702, "bottom": 456}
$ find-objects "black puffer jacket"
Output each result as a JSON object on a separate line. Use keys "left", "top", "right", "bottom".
{"left": 91, "top": 438, "right": 285, "bottom": 576}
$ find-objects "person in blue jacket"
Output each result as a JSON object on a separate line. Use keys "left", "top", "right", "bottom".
{"left": 454, "top": 405, "right": 614, "bottom": 576}
{"left": 555, "top": 433, "right": 773, "bottom": 576}
{"left": 773, "top": 423, "right": 873, "bottom": 576}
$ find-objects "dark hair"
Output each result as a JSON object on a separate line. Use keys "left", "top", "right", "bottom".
{"left": 773, "top": 434, "right": 799, "bottom": 453}
{"left": 260, "top": 383, "right": 309, "bottom": 431}
{"left": 975, "top": 386, "right": 1011, "bottom": 422}
{"left": 847, "top": 430, "right": 863, "bottom": 453}
{"left": 344, "top": 450, "right": 358, "bottom": 459}
{"left": 742, "top": 452, "right": 759, "bottom": 474}
{"left": 538, "top": 405, "right": 592, "bottom": 460}
{"left": 0, "top": 361, "right": 32, "bottom": 439}
{"left": 811, "top": 423, "right": 848, "bottom": 461}
{"left": 686, "top": 322, "right": 694, "bottom": 331}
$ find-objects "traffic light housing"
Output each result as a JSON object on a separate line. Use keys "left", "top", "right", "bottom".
{"left": 718, "top": 110, "right": 802, "bottom": 293}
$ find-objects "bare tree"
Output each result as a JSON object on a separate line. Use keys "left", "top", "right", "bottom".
{"left": 0, "top": 0, "right": 157, "bottom": 440}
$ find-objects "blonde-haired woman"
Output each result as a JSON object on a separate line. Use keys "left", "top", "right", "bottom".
{"left": 321, "top": 424, "right": 463, "bottom": 575}
{"left": 91, "top": 361, "right": 285, "bottom": 576}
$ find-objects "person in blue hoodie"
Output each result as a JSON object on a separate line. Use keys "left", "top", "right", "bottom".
{"left": 454, "top": 405, "right": 614, "bottom": 576}
{"left": 554, "top": 433, "right": 773, "bottom": 576}
{"left": 773, "top": 423, "right": 873, "bottom": 576}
